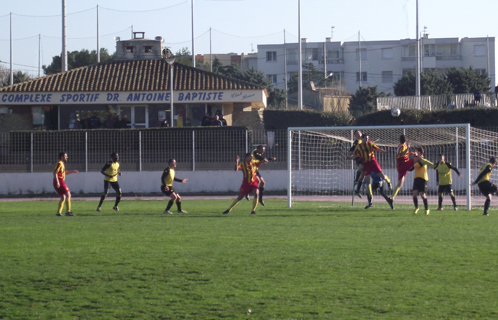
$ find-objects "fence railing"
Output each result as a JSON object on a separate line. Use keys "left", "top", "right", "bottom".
{"left": 0, "top": 128, "right": 288, "bottom": 173}
{"left": 377, "top": 93, "right": 497, "bottom": 111}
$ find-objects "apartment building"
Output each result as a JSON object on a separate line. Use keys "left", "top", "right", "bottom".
{"left": 257, "top": 36, "right": 497, "bottom": 95}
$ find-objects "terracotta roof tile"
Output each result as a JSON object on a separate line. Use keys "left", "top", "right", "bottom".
{"left": 0, "top": 60, "right": 263, "bottom": 92}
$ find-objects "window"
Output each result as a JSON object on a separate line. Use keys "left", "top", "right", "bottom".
{"left": 267, "top": 74, "right": 278, "bottom": 84}
{"left": 356, "top": 72, "right": 367, "bottom": 82}
{"left": 144, "top": 46, "right": 153, "bottom": 53}
{"left": 382, "top": 71, "right": 393, "bottom": 83}
{"left": 356, "top": 48, "right": 367, "bottom": 60}
{"left": 474, "top": 45, "right": 486, "bottom": 56}
{"left": 403, "top": 45, "right": 416, "bottom": 57}
{"left": 286, "top": 49, "right": 298, "bottom": 64}
{"left": 125, "top": 46, "right": 134, "bottom": 53}
{"left": 382, "top": 48, "right": 393, "bottom": 59}
{"left": 476, "top": 69, "right": 487, "bottom": 76}
{"left": 266, "top": 51, "right": 277, "bottom": 62}
{"left": 304, "top": 48, "right": 319, "bottom": 61}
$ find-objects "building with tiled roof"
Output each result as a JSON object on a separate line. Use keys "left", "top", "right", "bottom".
{"left": 0, "top": 32, "right": 267, "bottom": 130}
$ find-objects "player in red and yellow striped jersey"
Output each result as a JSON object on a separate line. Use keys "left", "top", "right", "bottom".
{"left": 391, "top": 134, "right": 424, "bottom": 201}
{"left": 53, "top": 152, "right": 79, "bottom": 216}
{"left": 223, "top": 153, "right": 268, "bottom": 215}
{"left": 471, "top": 157, "right": 498, "bottom": 216}
{"left": 353, "top": 135, "right": 393, "bottom": 209}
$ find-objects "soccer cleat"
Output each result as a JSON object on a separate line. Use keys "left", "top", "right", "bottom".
{"left": 364, "top": 204, "right": 373, "bottom": 209}
{"left": 425, "top": 209, "right": 430, "bottom": 215}
{"left": 354, "top": 190, "right": 362, "bottom": 199}
{"left": 454, "top": 207, "right": 458, "bottom": 211}
{"left": 436, "top": 207, "right": 443, "bottom": 211}
{"left": 413, "top": 208, "right": 419, "bottom": 215}
{"left": 55, "top": 213, "right": 62, "bottom": 216}
{"left": 177, "top": 210, "right": 187, "bottom": 213}
{"left": 96, "top": 207, "right": 101, "bottom": 212}
{"left": 245, "top": 194, "right": 250, "bottom": 201}
{"left": 260, "top": 200, "right": 265, "bottom": 206}
{"left": 113, "top": 206, "right": 119, "bottom": 211}
{"left": 250, "top": 211, "right": 256, "bottom": 214}
{"left": 65, "top": 212, "right": 74, "bottom": 216}
{"left": 163, "top": 210, "right": 172, "bottom": 214}
{"left": 483, "top": 212, "right": 489, "bottom": 216}
{"left": 387, "top": 197, "right": 394, "bottom": 210}
{"left": 223, "top": 209, "right": 229, "bottom": 214}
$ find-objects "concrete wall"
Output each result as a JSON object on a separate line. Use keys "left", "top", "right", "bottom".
{"left": 0, "top": 170, "right": 288, "bottom": 196}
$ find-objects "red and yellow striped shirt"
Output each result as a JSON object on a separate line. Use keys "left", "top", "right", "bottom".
{"left": 54, "top": 160, "right": 65, "bottom": 180}
{"left": 354, "top": 142, "right": 378, "bottom": 162}
{"left": 238, "top": 160, "right": 261, "bottom": 183}
{"left": 396, "top": 143, "right": 409, "bottom": 161}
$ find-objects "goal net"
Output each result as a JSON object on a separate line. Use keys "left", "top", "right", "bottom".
{"left": 287, "top": 124, "right": 498, "bottom": 211}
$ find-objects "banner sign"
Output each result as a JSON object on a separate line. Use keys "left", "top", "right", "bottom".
{"left": 0, "top": 90, "right": 266, "bottom": 107}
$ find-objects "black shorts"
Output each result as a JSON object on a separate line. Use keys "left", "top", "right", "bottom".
{"left": 412, "top": 178, "right": 428, "bottom": 193}
{"left": 161, "top": 185, "right": 176, "bottom": 196}
{"left": 478, "top": 181, "right": 498, "bottom": 197}
{"left": 104, "top": 181, "right": 120, "bottom": 194}
{"left": 438, "top": 185, "right": 453, "bottom": 195}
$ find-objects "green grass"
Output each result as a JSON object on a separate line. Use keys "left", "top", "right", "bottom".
{"left": 1, "top": 199, "right": 498, "bottom": 319}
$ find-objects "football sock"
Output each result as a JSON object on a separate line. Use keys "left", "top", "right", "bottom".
{"left": 228, "top": 198, "right": 241, "bottom": 211}
{"left": 58, "top": 200, "right": 64, "bottom": 214}
{"left": 259, "top": 187, "right": 264, "bottom": 202}
{"left": 366, "top": 184, "right": 373, "bottom": 198}
{"left": 176, "top": 200, "right": 182, "bottom": 211}
{"left": 66, "top": 199, "right": 71, "bottom": 212}
{"left": 450, "top": 193, "right": 457, "bottom": 207}
{"left": 392, "top": 186, "right": 400, "bottom": 200}
{"left": 367, "top": 195, "right": 372, "bottom": 205}
{"left": 384, "top": 175, "right": 391, "bottom": 184}
{"left": 252, "top": 197, "right": 259, "bottom": 211}
{"left": 98, "top": 195, "right": 106, "bottom": 207}
{"left": 355, "top": 170, "right": 362, "bottom": 183}
{"left": 413, "top": 196, "right": 418, "bottom": 208}
{"left": 438, "top": 194, "right": 443, "bottom": 208}
{"left": 423, "top": 198, "right": 428, "bottom": 210}
{"left": 115, "top": 195, "right": 121, "bottom": 207}
{"left": 166, "top": 200, "right": 174, "bottom": 211}
{"left": 484, "top": 199, "right": 491, "bottom": 214}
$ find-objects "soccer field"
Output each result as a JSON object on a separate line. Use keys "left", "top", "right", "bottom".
{"left": 1, "top": 198, "right": 497, "bottom": 319}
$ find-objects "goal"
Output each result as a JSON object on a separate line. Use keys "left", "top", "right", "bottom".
{"left": 287, "top": 124, "right": 498, "bottom": 210}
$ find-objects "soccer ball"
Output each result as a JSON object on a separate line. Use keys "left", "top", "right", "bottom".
{"left": 391, "top": 108, "right": 401, "bottom": 117}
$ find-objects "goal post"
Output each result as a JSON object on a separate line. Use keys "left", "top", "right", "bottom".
{"left": 286, "top": 124, "right": 491, "bottom": 211}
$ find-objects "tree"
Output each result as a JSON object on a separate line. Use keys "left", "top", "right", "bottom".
{"left": 445, "top": 67, "right": 490, "bottom": 93}
{"left": 421, "top": 70, "right": 453, "bottom": 95}
{"left": 0, "top": 66, "right": 33, "bottom": 87}
{"left": 43, "top": 48, "right": 115, "bottom": 75}
{"left": 393, "top": 67, "right": 491, "bottom": 96}
{"left": 173, "top": 47, "right": 193, "bottom": 66}
{"left": 349, "top": 86, "right": 390, "bottom": 118}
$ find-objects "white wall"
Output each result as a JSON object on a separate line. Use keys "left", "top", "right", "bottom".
{"left": 0, "top": 170, "right": 289, "bottom": 196}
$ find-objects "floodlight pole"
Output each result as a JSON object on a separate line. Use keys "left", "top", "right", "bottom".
{"left": 167, "top": 58, "right": 176, "bottom": 127}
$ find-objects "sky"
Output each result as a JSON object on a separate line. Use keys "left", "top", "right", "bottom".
{"left": 1, "top": 0, "right": 497, "bottom": 77}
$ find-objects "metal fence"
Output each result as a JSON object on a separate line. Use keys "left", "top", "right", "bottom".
{"left": 377, "top": 93, "right": 497, "bottom": 111}
{"left": 0, "top": 128, "right": 288, "bottom": 173}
